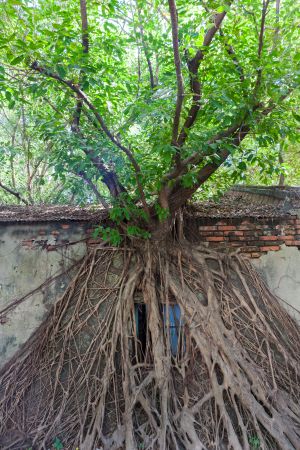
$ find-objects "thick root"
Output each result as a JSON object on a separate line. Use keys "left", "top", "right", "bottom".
{"left": 0, "top": 241, "right": 299, "bottom": 449}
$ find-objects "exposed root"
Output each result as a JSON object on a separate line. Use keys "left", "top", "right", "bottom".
{"left": 0, "top": 240, "right": 299, "bottom": 449}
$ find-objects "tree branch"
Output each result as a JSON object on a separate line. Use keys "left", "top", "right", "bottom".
{"left": 30, "top": 64, "right": 136, "bottom": 170}
{"left": 30, "top": 62, "right": 150, "bottom": 216}
{"left": 253, "top": 0, "right": 270, "bottom": 98}
{"left": 136, "top": 2, "right": 155, "bottom": 90}
{"left": 162, "top": 123, "right": 242, "bottom": 185}
{"left": 0, "top": 181, "right": 29, "bottom": 205}
{"left": 168, "top": 0, "right": 184, "bottom": 155}
{"left": 167, "top": 92, "right": 291, "bottom": 212}
{"left": 68, "top": 1, "right": 122, "bottom": 205}
{"left": 76, "top": 171, "right": 109, "bottom": 208}
{"left": 273, "top": 0, "right": 281, "bottom": 49}
{"left": 177, "top": 6, "right": 231, "bottom": 147}
{"left": 42, "top": 91, "right": 126, "bottom": 199}
{"left": 71, "top": 0, "right": 89, "bottom": 132}
{"left": 80, "top": 0, "right": 89, "bottom": 54}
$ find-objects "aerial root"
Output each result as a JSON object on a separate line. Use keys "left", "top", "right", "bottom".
{"left": 0, "top": 241, "right": 299, "bottom": 449}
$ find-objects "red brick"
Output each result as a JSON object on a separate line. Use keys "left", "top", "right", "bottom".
{"left": 238, "top": 225, "right": 254, "bottom": 230}
{"left": 206, "top": 236, "right": 225, "bottom": 242}
{"left": 282, "top": 229, "right": 295, "bottom": 235}
{"left": 281, "top": 235, "right": 295, "bottom": 240}
{"left": 22, "top": 240, "right": 34, "bottom": 248}
{"left": 218, "top": 225, "right": 236, "bottom": 231}
{"left": 0, "top": 316, "right": 9, "bottom": 324}
{"left": 285, "top": 240, "right": 300, "bottom": 246}
{"left": 38, "top": 229, "right": 46, "bottom": 235}
{"left": 51, "top": 230, "right": 60, "bottom": 236}
{"left": 198, "top": 225, "right": 218, "bottom": 231}
{"left": 283, "top": 219, "right": 296, "bottom": 224}
{"left": 259, "top": 236, "right": 278, "bottom": 241}
{"left": 260, "top": 245, "right": 280, "bottom": 252}
{"left": 61, "top": 224, "right": 70, "bottom": 229}
{"left": 199, "top": 231, "right": 212, "bottom": 236}
{"left": 226, "top": 241, "right": 241, "bottom": 247}
{"left": 200, "top": 231, "right": 224, "bottom": 237}
{"left": 46, "top": 245, "right": 57, "bottom": 251}
{"left": 228, "top": 236, "right": 245, "bottom": 241}
{"left": 243, "top": 230, "right": 262, "bottom": 237}
{"left": 240, "top": 246, "right": 259, "bottom": 253}
{"left": 223, "top": 231, "right": 238, "bottom": 236}
{"left": 215, "top": 220, "right": 228, "bottom": 225}
{"left": 223, "top": 230, "right": 243, "bottom": 236}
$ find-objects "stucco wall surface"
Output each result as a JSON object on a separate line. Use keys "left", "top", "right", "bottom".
{"left": 0, "top": 222, "right": 88, "bottom": 368}
{"left": 253, "top": 245, "right": 300, "bottom": 323}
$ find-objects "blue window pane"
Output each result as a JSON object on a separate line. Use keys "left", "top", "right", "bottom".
{"left": 134, "top": 303, "right": 184, "bottom": 356}
{"left": 162, "top": 304, "right": 182, "bottom": 355}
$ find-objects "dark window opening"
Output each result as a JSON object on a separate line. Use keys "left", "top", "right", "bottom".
{"left": 134, "top": 303, "right": 147, "bottom": 358}
{"left": 134, "top": 303, "right": 184, "bottom": 357}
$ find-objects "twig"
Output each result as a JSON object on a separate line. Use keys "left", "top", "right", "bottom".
{"left": 77, "top": 171, "right": 109, "bottom": 208}
{"left": 219, "top": 28, "right": 245, "bottom": 84}
{"left": 0, "top": 180, "right": 28, "bottom": 205}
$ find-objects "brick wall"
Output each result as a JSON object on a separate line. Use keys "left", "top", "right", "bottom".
{"left": 196, "top": 216, "right": 300, "bottom": 258}
{"left": 19, "top": 216, "right": 300, "bottom": 259}
{"left": 19, "top": 222, "right": 92, "bottom": 251}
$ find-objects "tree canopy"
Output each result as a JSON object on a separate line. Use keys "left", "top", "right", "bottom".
{"left": 0, "top": 0, "right": 299, "bottom": 229}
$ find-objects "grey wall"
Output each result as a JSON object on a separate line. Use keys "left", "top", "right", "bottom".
{"left": 0, "top": 222, "right": 87, "bottom": 368}
{"left": 253, "top": 245, "right": 300, "bottom": 323}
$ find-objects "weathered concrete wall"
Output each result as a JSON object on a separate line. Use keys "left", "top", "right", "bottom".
{"left": 253, "top": 245, "right": 300, "bottom": 322}
{"left": 0, "top": 222, "right": 88, "bottom": 368}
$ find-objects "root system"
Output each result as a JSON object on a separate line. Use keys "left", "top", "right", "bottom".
{"left": 0, "top": 240, "right": 299, "bottom": 449}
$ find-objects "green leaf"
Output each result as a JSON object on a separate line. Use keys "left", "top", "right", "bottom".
{"left": 237, "top": 161, "right": 247, "bottom": 171}
{"left": 10, "top": 54, "right": 24, "bottom": 65}
{"left": 56, "top": 65, "right": 66, "bottom": 78}
{"left": 53, "top": 437, "right": 63, "bottom": 450}
{"left": 292, "top": 112, "right": 300, "bottom": 122}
